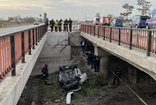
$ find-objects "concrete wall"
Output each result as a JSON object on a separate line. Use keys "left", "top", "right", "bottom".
{"left": 81, "top": 32, "right": 156, "bottom": 81}
{"left": 0, "top": 32, "right": 47, "bottom": 105}
{"left": 31, "top": 32, "right": 71, "bottom": 75}
{"left": 47, "top": 32, "right": 68, "bottom": 46}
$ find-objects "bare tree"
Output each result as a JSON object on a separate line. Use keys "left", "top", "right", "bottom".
{"left": 107, "top": 14, "right": 115, "bottom": 19}
{"left": 120, "top": 3, "right": 134, "bottom": 20}
{"left": 137, "top": 0, "right": 151, "bottom": 16}
{"left": 95, "top": 13, "right": 100, "bottom": 17}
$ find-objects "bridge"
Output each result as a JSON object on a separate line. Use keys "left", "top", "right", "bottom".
{"left": 80, "top": 24, "right": 156, "bottom": 82}
{"left": 0, "top": 24, "right": 156, "bottom": 105}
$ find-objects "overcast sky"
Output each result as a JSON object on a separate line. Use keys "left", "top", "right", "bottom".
{"left": 0, "top": 0, "right": 155, "bottom": 21}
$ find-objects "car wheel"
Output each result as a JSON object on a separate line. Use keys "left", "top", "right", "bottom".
{"left": 146, "top": 25, "right": 149, "bottom": 29}
{"left": 136, "top": 25, "right": 138, "bottom": 28}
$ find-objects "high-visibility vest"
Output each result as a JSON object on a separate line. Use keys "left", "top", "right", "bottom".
{"left": 55, "top": 21, "right": 58, "bottom": 27}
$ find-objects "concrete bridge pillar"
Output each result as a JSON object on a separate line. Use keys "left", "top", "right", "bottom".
{"left": 94, "top": 46, "right": 110, "bottom": 79}
{"left": 128, "top": 65, "right": 137, "bottom": 83}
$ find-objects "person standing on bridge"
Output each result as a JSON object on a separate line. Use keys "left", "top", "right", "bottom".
{"left": 45, "top": 18, "right": 49, "bottom": 31}
{"left": 55, "top": 20, "right": 58, "bottom": 32}
{"left": 64, "top": 19, "right": 68, "bottom": 32}
{"left": 58, "top": 19, "right": 62, "bottom": 32}
{"left": 45, "top": 18, "right": 49, "bottom": 26}
{"left": 68, "top": 18, "right": 72, "bottom": 32}
{"left": 112, "top": 68, "right": 121, "bottom": 86}
{"left": 42, "top": 64, "right": 49, "bottom": 81}
{"left": 50, "top": 19, "right": 55, "bottom": 32}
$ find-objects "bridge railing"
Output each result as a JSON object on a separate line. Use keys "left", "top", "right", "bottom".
{"left": 0, "top": 25, "right": 47, "bottom": 80}
{"left": 81, "top": 24, "right": 156, "bottom": 56}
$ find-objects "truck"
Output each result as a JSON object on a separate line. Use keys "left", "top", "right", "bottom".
{"left": 129, "top": 15, "right": 149, "bottom": 28}
{"left": 146, "top": 9, "right": 156, "bottom": 29}
{"left": 99, "top": 17, "right": 111, "bottom": 26}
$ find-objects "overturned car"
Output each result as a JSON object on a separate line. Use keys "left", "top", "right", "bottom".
{"left": 59, "top": 64, "right": 88, "bottom": 90}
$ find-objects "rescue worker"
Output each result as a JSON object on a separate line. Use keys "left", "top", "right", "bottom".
{"left": 91, "top": 53, "right": 96, "bottom": 69}
{"left": 41, "top": 64, "right": 49, "bottom": 81}
{"left": 64, "top": 19, "right": 68, "bottom": 32}
{"left": 112, "top": 68, "right": 121, "bottom": 86}
{"left": 58, "top": 19, "right": 62, "bottom": 32}
{"left": 50, "top": 19, "right": 55, "bottom": 32}
{"left": 84, "top": 43, "right": 88, "bottom": 53}
{"left": 94, "top": 56, "right": 100, "bottom": 72}
{"left": 45, "top": 18, "right": 49, "bottom": 26}
{"left": 45, "top": 18, "right": 49, "bottom": 31}
{"left": 80, "top": 40, "right": 86, "bottom": 54}
{"left": 87, "top": 51, "right": 92, "bottom": 65}
{"left": 54, "top": 20, "right": 58, "bottom": 32}
{"left": 68, "top": 18, "right": 72, "bottom": 32}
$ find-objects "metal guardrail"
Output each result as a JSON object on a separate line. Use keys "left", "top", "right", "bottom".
{"left": 0, "top": 24, "right": 47, "bottom": 80}
{"left": 81, "top": 24, "right": 156, "bottom": 56}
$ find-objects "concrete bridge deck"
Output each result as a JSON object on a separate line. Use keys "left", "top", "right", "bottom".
{"left": 80, "top": 32, "right": 156, "bottom": 81}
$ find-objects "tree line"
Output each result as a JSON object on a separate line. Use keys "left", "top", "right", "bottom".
{"left": 120, "top": 0, "right": 151, "bottom": 20}
{"left": 7, "top": 16, "right": 42, "bottom": 23}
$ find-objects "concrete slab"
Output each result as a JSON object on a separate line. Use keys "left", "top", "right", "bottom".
{"left": 46, "top": 32, "right": 68, "bottom": 46}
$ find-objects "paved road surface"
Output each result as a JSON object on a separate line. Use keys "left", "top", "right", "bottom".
{"left": 0, "top": 23, "right": 45, "bottom": 37}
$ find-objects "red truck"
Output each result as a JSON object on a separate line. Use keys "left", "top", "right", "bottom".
{"left": 99, "top": 17, "right": 111, "bottom": 26}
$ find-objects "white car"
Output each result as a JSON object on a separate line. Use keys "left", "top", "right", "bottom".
{"left": 59, "top": 64, "right": 88, "bottom": 90}
{"left": 34, "top": 21, "right": 39, "bottom": 25}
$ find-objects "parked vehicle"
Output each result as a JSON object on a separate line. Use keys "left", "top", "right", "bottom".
{"left": 59, "top": 64, "right": 87, "bottom": 90}
{"left": 93, "top": 17, "right": 100, "bottom": 25}
{"left": 146, "top": 9, "right": 156, "bottom": 29}
{"left": 111, "top": 18, "right": 123, "bottom": 27}
{"left": 129, "top": 15, "right": 149, "bottom": 28}
{"left": 99, "top": 17, "right": 111, "bottom": 26}
{"left": 34, "top": 21, "right": 39, "bottom": 25}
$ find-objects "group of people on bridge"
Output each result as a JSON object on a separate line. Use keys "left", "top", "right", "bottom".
{"left": 45, "top": 18, "right": 72, "bottom": 32}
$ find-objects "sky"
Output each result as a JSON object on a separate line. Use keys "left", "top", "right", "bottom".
{"left": 0, "top": 0, "right": 156, "bottom": 21}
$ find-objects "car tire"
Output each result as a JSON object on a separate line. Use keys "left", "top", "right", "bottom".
{"left": 146, "top": 25, "right": 149, "bottom": 29}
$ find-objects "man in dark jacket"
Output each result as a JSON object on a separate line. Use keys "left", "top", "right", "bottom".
{"left": 50, "top": 19, "right": 55, "bottom": 32}
{"left": 68, "top": 18, "right": 72, "bottom": 32}
{"left": 42, "top": 64, "right": 49, "bottom": 81}
{"left": 64, "top": 19, "right": 68, "bottom": 32}
{"left": 45, "top": 18, "right": 49, "bottom": 31}
{"left": 45, "top": 18, "right": 48, "bottom": 26}
{"left": 91, "top": 54, "right": 96, "bottom": 69}
{"left": 58, "top": 19, "right": 62, "bottom": 32}
{"left": 94, "top": 56, "right": 100, "bottom": 72}
{"left": 87, "top": 51, "right": 92, "bottom": 65}
{"left": 112, "top": 68, "right": 121, "bottom": 86}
